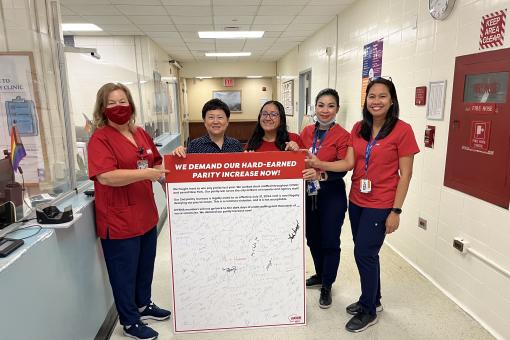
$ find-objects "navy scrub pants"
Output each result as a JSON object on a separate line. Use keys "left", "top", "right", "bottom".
{"left": 305, "top": 179, "right": 347, "bottom": 288}
{"left": 348, "top": 201, "right": 391, "bottom": 315}
{"left": 101, "top": 226, "right": 157, "bottom": 326}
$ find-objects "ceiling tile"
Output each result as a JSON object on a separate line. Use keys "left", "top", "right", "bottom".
{"left": 65, "top": 5, "right": 122, "bottom": 16}
{"left": 257, "top": 6, "right": 303, "bottom": 16}
{"left": 145, "top": 32, "right": 182, "bottom": 39}
{"left": 214, "top": 24, "right": 251, "bottom": 30}
{"left": 116, "top": 5, "right": 168, "bottom": 16}
{"left": 129, "top": 16, "right": 173, "bottom": 24}
{"left": 214, "top": 0, "right": 262, "bottom": 5}
{"left": 251, "top": 24, "right": 288, "bottom": 31}
{"left": 83, "top": 15, "right": 131, "bottom": 24}
{"left": 175, "top": 24, "right": 214, "bottom": 31}
{"left": 292, "top": 15, "right": 335, "bottom": 24}
{"left": 61, "top": 0, "right": 111, "bottom": 4}
{"left": 215, "top": 40, "right": 245, "bottom": 50}
{"left": 212, "top": 6, "right": 259, "bottom": 16}
{"left": 300, "top": 5, "right": 349, "bottom": 16}
{"left": 286, "top": 23, "right": 323, "bottom": 31}
{"left": 262, "top": 31, "right": 282, "bottom": 37}
{"left": 213, "top": 16, "right": 254, "bottom": 24}
{"left": 161, "top": 0, "right": 210, "bottom": 5}
{"left": 186, "top": 42, "right": 216, "bottom": 50}
{"left": 111, "top": 0, "right": 162, "bottom": 4}
{"left": 98, "top": 24, "right": 141, "bottom": 32}
{"left": 60, "top": 6, "right": 77, "bottom": 16}
{"left": 61, "top": 15, "right": 85, "bottom": 23}
{"left": 261, "top": 0, "right": 307, "bottom": 4}
{"left": 172, "top": 16, "right": 213, "bottom": 24}
{"left": 137, "top": 24, "right": 176, "bottom": 31}
{"left": 253, "top": 16, "right": 293, "bottom": 25}
{"left": 165, "top": 6, "right": 212, "bottom": 16}
{"left": 180, "top": 32, "right": 201, "bottom": 40}
{"left": 280, "top": 30, "right": 313, "bottom": 37}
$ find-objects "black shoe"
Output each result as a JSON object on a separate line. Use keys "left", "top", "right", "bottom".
{"left": 346, "top": 301, "right": 383, "bottom": 315}
{"left": 345, "top": 311, "right": 378, "bottom": 332}
{"left": 319, "top": 287, "right": 332, "bottom": 309}
{"left": 305, "top": 274, "right": 322, "bottom": 288}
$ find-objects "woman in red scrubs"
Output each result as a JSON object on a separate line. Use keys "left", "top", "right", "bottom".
{"left": 246, "top": 100, "right": 303, "bottom": 152}
{"left": 87, "top": 83, "right": 170, "bottom": 340}
{"left": 308, "top": 78, "right": 419, "bottom": 332}
{"left": 299, "top": 88, "right": 351, "bottom": 310}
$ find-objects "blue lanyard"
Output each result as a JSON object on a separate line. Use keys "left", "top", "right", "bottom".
{"left": 364, "top": 131, "right": 381, "bottom": 174}
{"left": 311, "top": 126, "right": 331, "bottom": 155}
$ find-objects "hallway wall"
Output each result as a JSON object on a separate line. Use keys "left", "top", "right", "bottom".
{"left": 276, "top": 1, "right": 510, "bottom": 339}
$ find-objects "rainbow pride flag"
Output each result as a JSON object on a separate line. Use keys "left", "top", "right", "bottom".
{"left": 10, "top": 124, "right": 26, "bottom": 173}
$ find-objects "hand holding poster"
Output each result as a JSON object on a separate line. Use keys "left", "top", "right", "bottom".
{"left": 165, "top": 151, "right": 306, "bottom": 333}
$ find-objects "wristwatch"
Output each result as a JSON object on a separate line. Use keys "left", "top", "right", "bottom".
{"left": 391, "top": 208, "right": 402, "bottom": 214}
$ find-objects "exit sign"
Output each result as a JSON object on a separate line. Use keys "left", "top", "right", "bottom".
{"left": 224, "top": 78, "right": 234, "bottom": 87}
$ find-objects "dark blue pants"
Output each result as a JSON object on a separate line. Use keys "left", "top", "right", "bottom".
{"left": 306, "top": 179, "right": 347, "bottom": 288}
{"left": 348, "top": 202, "right": 391, "bottom": 315}
{"left": 101, "top": 226, "right": 157, "bottom": 326}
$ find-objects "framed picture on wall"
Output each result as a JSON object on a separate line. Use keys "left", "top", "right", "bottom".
{"left": 281, "top": 80, "right": 294, "bottom": 116}
{"left": 212, "top": 90, "right": 242, "bottom": 112}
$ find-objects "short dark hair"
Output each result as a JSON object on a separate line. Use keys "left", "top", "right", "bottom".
{"left": 315, "top": 88, "right": 339, "bottom": 107}
{"left": 202, "top": 98, "right": 230, "bottom": 119}
{"left": 359, "top": 78, "right": 399, "bottom": 141}
{"left": 246, "top": 100, "right": 289, "bottom": 151}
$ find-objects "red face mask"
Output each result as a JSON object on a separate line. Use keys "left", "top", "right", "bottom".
{"left": 105, "top": 105, "right": 132, "bottom": 125}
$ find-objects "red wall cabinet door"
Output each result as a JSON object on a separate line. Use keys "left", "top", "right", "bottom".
{"left": 444, "top": 48, "right": 510, "bottom": 209}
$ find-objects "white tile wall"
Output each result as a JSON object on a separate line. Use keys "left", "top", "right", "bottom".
{"left": 277, "top": 0, "right": 510, "bottom": 338}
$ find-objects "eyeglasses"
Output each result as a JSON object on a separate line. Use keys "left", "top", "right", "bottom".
{"left": 369, "top": 76, "right": 393, "bottom": 83}
{"left": 261, "top": 111, "right": 279, "bottom": 119}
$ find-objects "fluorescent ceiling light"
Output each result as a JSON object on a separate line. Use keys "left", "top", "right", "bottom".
{"left": 246, "top": 76, "right": 263, "bottom": 78}
{"left": 196, "top": 76, "right": 212, "bottom": 79}
{"left": 62, "top": 23, "right": 102, "bottom": 32}
{"left": 199, "top": 31, "right": 264, "bottom": 39}
{"left": 205, "top": 52, "right": 251, "bottom": 57}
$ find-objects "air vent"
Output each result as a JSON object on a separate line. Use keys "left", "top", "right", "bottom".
{"left": 224, "top": 26, "right": 240, "bottom": 31}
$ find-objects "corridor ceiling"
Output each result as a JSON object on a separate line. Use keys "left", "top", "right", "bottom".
{"left": 60, "top": 0, "right": 356, "bottom": 62}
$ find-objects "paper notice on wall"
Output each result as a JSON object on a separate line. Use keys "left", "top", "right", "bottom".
{"left": 165, "top": 151, "right": 306, "bottom": 333}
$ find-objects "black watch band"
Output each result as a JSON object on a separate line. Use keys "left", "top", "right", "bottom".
{"left": 391, "top": 208, "right": 402, "bottom": 214}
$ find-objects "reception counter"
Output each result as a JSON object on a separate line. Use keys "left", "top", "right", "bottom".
{"left": 0, "top": 133, "right": 180, "bottom": 340}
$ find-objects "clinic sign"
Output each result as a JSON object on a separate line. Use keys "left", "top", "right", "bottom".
{"left": 479, "top": 9, "right": 507, "bottom": 49}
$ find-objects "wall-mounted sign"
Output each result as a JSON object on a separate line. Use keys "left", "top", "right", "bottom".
{"left": 469, "top": 120, "right": 491, "bottom": 151}
{"left": 415, "top": 86, "right": 427, "bottom": 105}
{"left": 479, "top": 9, "right": 507, "bottom": 50}
{"left": 281, "top": 80, "right": 294, "bottom": 116}
{"left": 360, "top": 39, "right": 384, "bottom": 106}
{"left": 426, "top": 80, "right": 447, "bottom": 120}
{"left": 424, "top": 125, "right": 435, "bottom": 148}
{"left": 224, "top": 78, "right": 234, "bottom": 87}
{"left": 464, "top": 103, "right": 498, "bottom": 114}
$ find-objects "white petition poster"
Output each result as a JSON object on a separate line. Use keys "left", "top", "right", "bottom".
{"left": 165, "top": 151, "right": 306, "bottom": 333}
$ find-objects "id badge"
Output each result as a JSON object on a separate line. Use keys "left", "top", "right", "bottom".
{"left": 360, "top": 179, "right": 372, "bottom": 193}
{"left": 307, "top": 180, "right": 320, "bottom": 196}
{"left": 137, "top": 159, "right": 148, "bottom": 169}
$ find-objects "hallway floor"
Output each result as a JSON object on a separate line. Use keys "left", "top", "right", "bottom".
{"left": 109, "top": 219, "right": 494, "bottom": 340}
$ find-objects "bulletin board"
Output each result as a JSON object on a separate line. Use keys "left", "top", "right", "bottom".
{"left": 281, "top": 80, "right": 294, "bottom": 116}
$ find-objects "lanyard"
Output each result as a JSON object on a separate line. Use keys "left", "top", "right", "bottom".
{"left": 364, "top": 131, "right": 380, "bottom": 174}
{"left": 311, "top": 125, "right": 332, "bottom": 155}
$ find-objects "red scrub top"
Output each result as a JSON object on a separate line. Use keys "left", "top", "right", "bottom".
{"left": 300, "top": 123, "right": 350, "bottom": 162}
{"left": 253, "top": 133, "right": 304, "bottom": 152}
{"left": 348, "top": 120, "right": 419, "bottom": 209}
{"left": 88, "top": 125, "right": 162, "bottom": 239}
